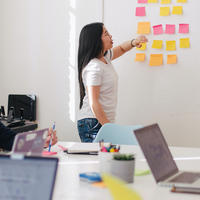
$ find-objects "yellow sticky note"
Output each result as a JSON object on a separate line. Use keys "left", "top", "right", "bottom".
{"left": 160, "top": 7, "right": 170, "bottom": 16}
{"left": 135, "top": 53, "right": 145, "bottom": 62}
{"left": 177, "top": 0, "right": 187, "bottom": 2}
{"left": 172, "top": 6, "right": 183, "bottom": 15}
{"left": 148, "top": 0, "right": 158, "bottom": 3}
{"left": 102, "top": 174, "right": 142, "bottom": 200}
{"left": 167, "top": 55, "right": 177, "bottom": 64}
{"left": 161, "top": 0, "right": 171, "bottom": 4}
{"left": 152, "top": 40, "right": 163, "bottom": 49}
{"left": 137, "top": 22, "right": 151, "bottom": 34}
{"left": 166, "top": 40, "right": 176, "bottom": 51}
{"left": 149, "top": 54, "right": 163, "bottom": 66}
{"left": 136, "top": 43, "right": 146, "bottom": 50}
{"left": 180, "top": 38, "right": 190, "bottom": 48}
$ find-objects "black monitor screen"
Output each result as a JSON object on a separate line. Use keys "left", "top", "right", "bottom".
{"left": 8, "top": 94, "right": 36, "bottom": 121}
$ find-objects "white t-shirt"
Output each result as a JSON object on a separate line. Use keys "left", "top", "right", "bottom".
{"left": 78, "top": 49, "right": 118, "bottom": 122}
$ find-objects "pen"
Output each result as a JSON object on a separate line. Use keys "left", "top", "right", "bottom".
{"left": 48, "top": 122, "right": 55, "bottom": 152}
{"left": 171, "top": 186, "right": 200, "bottom": 195}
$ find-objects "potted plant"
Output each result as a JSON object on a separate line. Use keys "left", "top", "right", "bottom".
{"left": 109, "top": 153, "right": 135, "bottom": 183}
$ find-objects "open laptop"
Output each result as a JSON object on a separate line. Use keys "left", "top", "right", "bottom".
{"left": 134, "top": 123, "right": 200, "bottom": 188}
{"left": 0, "top": 154, "right": 58, "bottom": 200}
{"left": 12, "top": 128, "right": 48, "bottom": 155}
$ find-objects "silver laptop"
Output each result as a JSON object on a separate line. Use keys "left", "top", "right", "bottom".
{"left": 12, "top": 128, "right": 48, "bottom": 155}
{"left": 0, "top": 154, "right": 58, "bottom": 200}
{"left": 134, "top": 123, "right": 200, "bottom": 188}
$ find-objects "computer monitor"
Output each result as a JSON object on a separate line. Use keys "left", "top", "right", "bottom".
{"left": 8, "top": 94, "right": 36, "bottom": 121}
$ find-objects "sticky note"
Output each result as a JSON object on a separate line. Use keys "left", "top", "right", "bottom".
{"left": 161, "top": 0, "right": 171, "bottom": 4}
{"left": 152, "top": 40, "right": 163, "bottom": 49}
{"left": 166, "top": 41, "right": 176, "bottom": 51}
{"left": 177, "top": 0, "right": 187, "bottom": 2}
{"left": 179, "top": 24, "right": 189, "bottom": 33}
{"left": 153, "top": 24, "right": 163, "bottom": 35}
{"left": 165, "top": 24, "right": 175, "bottom": 34}
{"left": 172, "top": 6, "right": 183, "bottom": 15}
{"left": 149, "top": 54, "right": 163, "bottom": 66}
{"left": 136, "top": 7, "right": 146, "bottom": 16}
{"left": 148, "top": 0, "right": 158, "bottom": 3}
{"left": 160, "top": 7, "right": 170, "bottom": 16}
{"left": 138, "top": 0, "right": 148, "bottom": 3}
{"left": 135, "top": 53, "right": 145, "bottom": 61}
{"left": 137, "top": 22, "right": 151, "bottom": 34}
{"left": 102, "top": 174, "right": 142, "bottom": 200}
{"left": 180, "top": 38, "right": 190, "bottom": 48}
{"left": 167, "top": 55, "right": 177, "bottom": 64}
{"left": 136, "top": 43, "right": 146, "bottom": 50}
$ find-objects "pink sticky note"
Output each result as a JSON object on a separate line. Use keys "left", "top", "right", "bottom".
{"left": 179, "top": 24, "right": 189, "bottom": 33}
{"left": 138, "top": 0, "right": 148, "bottom": 3}
{"left": 153, "top": 24, "right": 163, "bottom": 35}
{"left": 42, "top": 150, "right": 57, "bottom": 156}
{"left": 165, "top": 24, "right": 175, "bottom": 34}
{"left": 136, "top": 7, "right": 146, "bottom": 16}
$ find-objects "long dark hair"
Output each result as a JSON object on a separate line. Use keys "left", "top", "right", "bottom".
{"left": 78, "top": 22, "right": 104, "bottom": 109}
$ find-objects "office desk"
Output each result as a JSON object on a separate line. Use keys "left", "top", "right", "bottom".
{"left": 52, "top": 142, "right": 200, "bottom": 200}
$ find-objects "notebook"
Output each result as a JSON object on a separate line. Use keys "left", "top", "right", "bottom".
{"left": 64, "top": 142, "right": 100, "bottom": 155}
{"left": 12, "top": 128, "right": 48, "bottom": 155}
{"left": 0, "top": 154, "right": 58, "bottom": 200}
{"left": 134, "top": 123, "right": 200, "bottom": 188}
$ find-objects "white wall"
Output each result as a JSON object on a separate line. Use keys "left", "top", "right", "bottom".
{"left": 0, "top": 0, "right": 102, "bottom": 141}
{"left": 104, "top": 0, "right": 200, "bottom": 147}
{"left": 1, "top": 0, "right": 200, "bottom": 147}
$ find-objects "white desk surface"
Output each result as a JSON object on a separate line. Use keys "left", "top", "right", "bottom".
{"left": 51, "top": 142, "right": 200, "bottom": 200}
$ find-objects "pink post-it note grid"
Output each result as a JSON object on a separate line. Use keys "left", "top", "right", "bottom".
{"left": 136, "top": 7, "right": 146, "bottom": 16}
{"left": 138, "top": 0, "right": 148, "bottom": 3}
{"left": 179, "top": 24, "right": 189, "bottom": 33}
{"left": 153, "top": 24, "right": 163, "bottom": 35}
{"left": 165, "top": 24, "right": 175, "bottom": 34}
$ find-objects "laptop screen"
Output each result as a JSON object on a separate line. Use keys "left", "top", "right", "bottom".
{"left": 12, "top": 128, "right": 48, "bottom": 155}
{"left": 134, "top": 124, "right": 179, "bottom": 182}
{"left": 0, "top": 155, "right": 58, "bottom": 200}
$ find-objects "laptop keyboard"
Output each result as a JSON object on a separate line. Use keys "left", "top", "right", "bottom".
{"left": 169, "top": 172, "right": 200, "bottom": 183}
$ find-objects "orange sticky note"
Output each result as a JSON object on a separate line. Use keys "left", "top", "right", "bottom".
{"left": 160, "top": 7, "right": 170, "bottom": 16}
{"left": 167, "top": 55, "right": 177, "bottom": 64}
{"left": 166, "top": 41, "right": 176, "bottom": 51}
{"left": 172, "top": 6, "right": 183, "bottom": 15}
{"left": 137, "top": 22, "right": 151, "bottom": 34}
{"left": 177, "top": 0, "right": 187, "bottom": 2}
{"left": 149, "top": 54, "right": 163, "bottom": 66}
{"left": 180, "top": 38, "right": 190, "bottom": 48}
{"left": 136, "top": 43, "right": 146, "bottom": 50}
{"left": 135, "top": 53, "right": 145, "bottom": 62}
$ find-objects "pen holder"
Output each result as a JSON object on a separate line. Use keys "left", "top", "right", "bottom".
{"left": 99, "top": 152, "right": 135, "bottom": 183}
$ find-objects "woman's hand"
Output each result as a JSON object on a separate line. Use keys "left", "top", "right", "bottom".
{"left": 132, "top": 35, "right": 148, "bottom": 48}
{"left": 44, "top": 128, "right": 58, "bottom": 148}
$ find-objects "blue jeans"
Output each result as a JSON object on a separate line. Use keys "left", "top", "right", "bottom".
{"left": 77, "top": 118, "right": 102, "bottom": 142}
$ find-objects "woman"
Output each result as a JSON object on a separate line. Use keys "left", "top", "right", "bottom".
{"left": 77, "top": 22, "right": 148, "bottom": 142}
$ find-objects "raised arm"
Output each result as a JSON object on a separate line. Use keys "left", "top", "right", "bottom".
{"left": 86, "top": 86, "right": 110, "bottom": 125}
{"left": 112, "top": 35, "right": 148, "bottom": 60}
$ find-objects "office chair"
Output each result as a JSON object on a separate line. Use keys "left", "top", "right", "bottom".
{"left": 93, "top": 123, "right": 143, "bottom": 145}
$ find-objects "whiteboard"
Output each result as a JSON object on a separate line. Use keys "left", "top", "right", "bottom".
{"left": 104, "top": 0, "right": 200, "bottom": 147}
